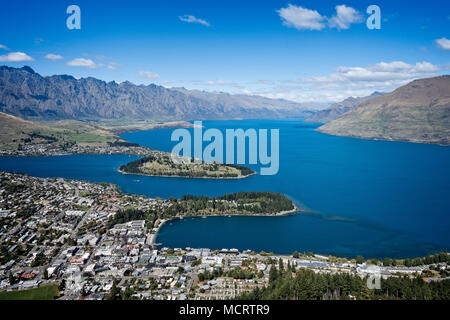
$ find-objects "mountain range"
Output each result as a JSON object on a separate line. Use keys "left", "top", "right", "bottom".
{"left": 318, "top": 76, "right": 450, "bottom": 145}
{"left": 0, "top": 66, "right": 313, "bottom": 121}
{"left": 1, "top": 66, "right": 449, "bottom": 146}
{"left": 304, "top": 92, "right": 386, "bottom": 123}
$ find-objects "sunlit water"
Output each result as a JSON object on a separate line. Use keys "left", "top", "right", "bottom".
{"left": 1, "top": 119, "right": 449, "bottom": 258}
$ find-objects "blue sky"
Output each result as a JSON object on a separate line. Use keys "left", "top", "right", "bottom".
{"left": 0, "top": 0, "right": 449, "bottom": 104}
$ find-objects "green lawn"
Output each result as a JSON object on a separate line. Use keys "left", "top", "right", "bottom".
{"left": 0, "top": 284, "right": 59, "bottom": 300}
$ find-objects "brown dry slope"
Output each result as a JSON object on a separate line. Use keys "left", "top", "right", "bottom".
{"left": 0, "top": 112, "right": 47, "bottom": 149}
{"left": 0, "top": 112, "right": 123, "bottom": 149}
{"left": 318, "top": 76, "right": 450, "bottom": 145}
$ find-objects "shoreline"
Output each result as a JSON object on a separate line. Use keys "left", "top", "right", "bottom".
{"left": 316, "top": 128, "right": 450, "bottom": 147}
{"left": 118, "top": 168, "right": 256, "bottom": 180}
{"left": 150, "top": 204, "right": 300, "bottom": 245}
{"left": 0, "top": 151, "right": 145, "bottom": 158}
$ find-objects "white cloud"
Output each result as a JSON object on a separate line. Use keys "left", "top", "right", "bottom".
{"left": 248, "top": 61, "right": 442, "bottom": 103}
{"left": 107, "top": 62, "right": 120, "bottom": 71}
{"left": 138, "top": 71, "right": 161, "bottom": 81}
{"left": 78, "top": 54, "right": 120, "bottom": 70}
{"left": 179, "top": 15, "right": 210, "bottom": 27}
{"left": 204, "top": 79, "right": 244, "bottom": 89}
{"left": 0, "top": 44, "right": 10, "bottom": 51}
{"left": 326, "top": 61, "right": 439, "bottom": 83}
{"left": 435, "top": 38, "right": 450, "bottom": 51}
{"left": 67, "top": 58, "right": 98, "bottom": 68}
{"left": 179, "top": 61, "right": 442, "bottom": 104}
{"left": 328, "top": 5, "right": 363, "bottom": 30}
{"left": 45, "top": 54, "right": 63, "bottom": 61}
{"left": 277, "top": 4, "right": 326, "bottom": 31}
{"left": 278, "top": 4, "right": 363, "bottom": 31}
{"left": 0, "top": 52, "right": 34, "bottom": 62}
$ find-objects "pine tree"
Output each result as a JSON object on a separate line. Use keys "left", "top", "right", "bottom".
{"left": 8, "top": 272, "right": 16, "bottom": 285}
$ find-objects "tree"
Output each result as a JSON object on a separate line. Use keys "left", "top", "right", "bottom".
{"left": 8, "top": 272, "right": 16, "bottom": 285}
{"left": 59, "top": 279, "right": 66, "bottom": 292}
{"left": 356, "top": 256, "right": 364, "bottom": 264}
{"left": 404, "top": 258, "right": 412, "bottom": 267}
{"left": 278, "top": 258, "right": 284, "bottom": 271}
{"left": 81, "top": 285, "right": 88, "bottom": 297}
{"left": 177, "top": 266, "right": 185, "bottom": 274}
{"left": 269, "top": 265, "right": 278, "bottom": 283}
{"left": 383, "top": 258, "right": 393, "bottom": 266}
{"left": 121, "top": 286, "right": 134, "bottom": 300}
{"left": 106, "top": 279, "right": 122, "bottom": 300}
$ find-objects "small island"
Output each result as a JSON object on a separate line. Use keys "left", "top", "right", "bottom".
{"left": 119, "top": 153, "right": 255, "bottom": 179}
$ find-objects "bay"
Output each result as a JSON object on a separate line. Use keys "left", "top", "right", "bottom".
{"left": 1, "top": 119, "right": 449, "bottom": 258}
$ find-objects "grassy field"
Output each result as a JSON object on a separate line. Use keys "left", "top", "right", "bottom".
{"left": 45, "top": 120, "right": 119, "bottom": 146}
{"left": 141, "top": 158, "right": 244, "bottom": 178}
{"left": 0, "top": 112, "right": 123, "bottom": 149}
{"left": 0, "top": 284, "right": 59, "bottom": 300}
{"left": 120, "top": 154, "right": 255, "bottom": 178}
{"left": 88, "top": 118, "right": 195, "bottom": 134}
{"left": 0, "top": 112, "right": 197, "bottom": 150}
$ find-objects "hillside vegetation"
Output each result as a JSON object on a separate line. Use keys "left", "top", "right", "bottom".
{"left": 107, "top": 191, "right": 296, "bottom": 229}
{"left": 0, "top": 66, "right": 313, "bottom": 121}
{"left": 318, "top": 76, "right": 450, "bottom": 145}
{"left": 0, "top": 112, "right": 123, "bottom": 150}
{"left": 119, "top": 154, "right": 255, "bottom": 179}
{"left": 240, "top": 263, "right": 450, "bottom": 300}
{"left": 304, "top": 92, "right": 385, "bottom": 123}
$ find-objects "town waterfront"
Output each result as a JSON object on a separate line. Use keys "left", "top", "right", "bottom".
{"left": 1, "top": 119, "right": 449, "bottom": 258}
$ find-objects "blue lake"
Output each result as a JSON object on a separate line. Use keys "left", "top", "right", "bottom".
{"left": 1, "top": 119, "right": 449, "bottom": 258}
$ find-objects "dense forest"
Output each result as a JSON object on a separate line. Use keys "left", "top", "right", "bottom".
{"left": 182, "top": 192, "right": 295, "bottom": 214}
{"left": 108, "top": 140, "right": 140, "bottom": 147}
{"left": 107, "top": 192, "right": 295, "bottom": 230}
{"left": 239, "top": 260, "right": 450, "bottom": 300}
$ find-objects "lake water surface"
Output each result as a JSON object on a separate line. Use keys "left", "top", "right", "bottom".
{"left": 1, "top": 119, "right": 449, "bottom": 258}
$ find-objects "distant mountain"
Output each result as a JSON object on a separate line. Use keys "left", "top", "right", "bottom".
{"left": 304, "top": 92, "right": 385, "bottom": 123}
{"left": 318, "top": 76, "right": 450, "bottom": 145}
{"left": 0, "top": 66, "right": 313, "bottom": 121}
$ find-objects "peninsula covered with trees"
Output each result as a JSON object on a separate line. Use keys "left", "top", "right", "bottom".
{"left": 107, "top": 191, "right": 296, "bottom": 230}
